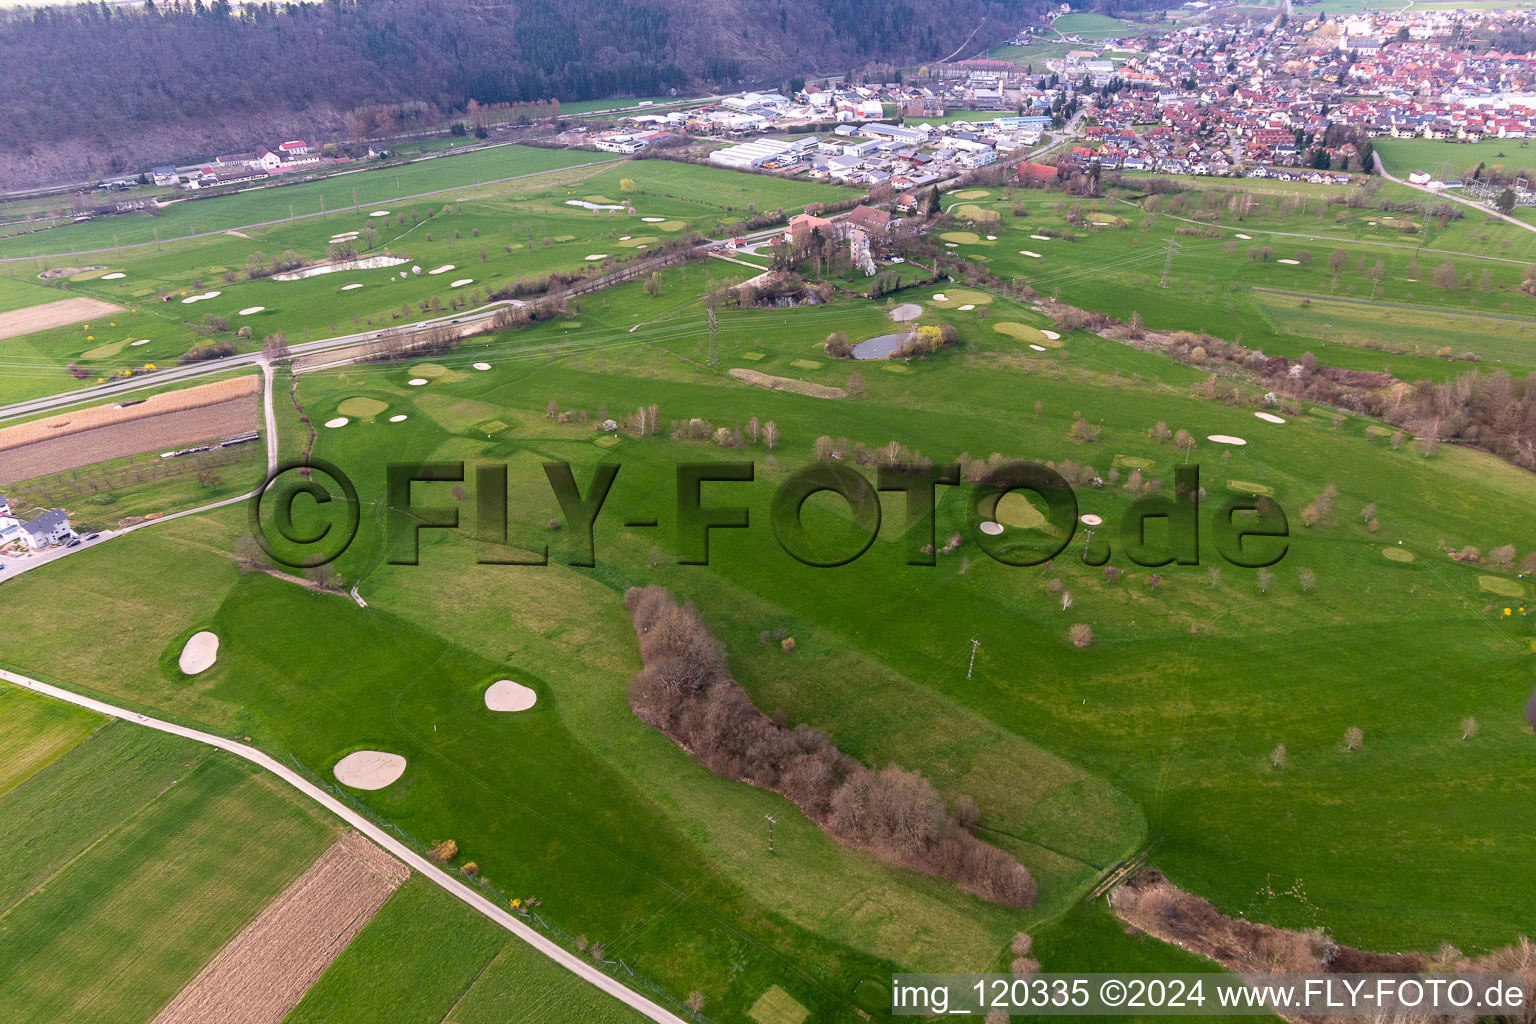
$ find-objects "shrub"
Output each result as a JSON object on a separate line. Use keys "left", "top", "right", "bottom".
{"left": 1069, "top": 623, "right": 1093, "bottom": 648}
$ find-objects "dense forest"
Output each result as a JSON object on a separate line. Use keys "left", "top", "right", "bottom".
{"left": 0, "top": 0, "right": 1037, "bottom": 185}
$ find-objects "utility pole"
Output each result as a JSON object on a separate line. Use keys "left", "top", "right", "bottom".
{"left": 967, "top": 638, "right": 981, "bottom": 680}
{"left": 707, "top": 306, "right": 719, "bottom": 365}
{"left": 1160, "top": 237, "right": 1177, "bottom": 289}
{"left": 352, "top": 188, "right": 358, "bottom": 211}
{"left": 765, "top": 814, "right": 777, "bottom": 853}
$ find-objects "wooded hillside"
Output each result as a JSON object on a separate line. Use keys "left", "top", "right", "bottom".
{"left": 0, "top": 0, "right": 1037, "bottom": 185}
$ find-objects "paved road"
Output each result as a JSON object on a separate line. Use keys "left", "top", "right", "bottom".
{"left": 0, "top": 666, "right": 687, "bottom": 1024}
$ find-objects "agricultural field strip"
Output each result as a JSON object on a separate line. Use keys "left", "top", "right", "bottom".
{"left": 1249, "top": 286, "right": 1536, "bottom": 327}
{"left": 0, "top": 155, "right": 627, "bottom": 263}
{"left": 1109, "top": 195, "right": 1536, "bottom": 265}
{"left": 0, "top": 296, "right": 124, "bottom": 341}
{"left": 150, "top": 831, "right": 407, "bottom": 1024}
{"left": 0, "top": 363, "right": 274, "bottom": 586}
{"left": 0, "top": 668, "right": 689, "bottom": 1024}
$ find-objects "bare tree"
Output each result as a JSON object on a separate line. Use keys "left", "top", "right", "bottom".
{"left": 1068, "top": 623, "right": 1093, "bottom": 648}
{"left": 1344, "top": 726, "right": 1362, "bottom": 751}
{"left": 260, "top": 331, "right": 290, "bottom": 363}
{"left": 1208, "top": 566, "right": 1221, "bottom": 587}
{"left": 763, "top": 421, "right": 779, "bottom": 449}
{"left": 1461, "top": 716, "right": 1479, "bottom": 741}
{"left": 1257, "top": 568, "right": 1274, "bottom": 593}
{"left": 1298, "top": 568, "right": 1316, "bottom": 591}
{"left": 1270, "top": 743, "right": 1287, "bottom": 768}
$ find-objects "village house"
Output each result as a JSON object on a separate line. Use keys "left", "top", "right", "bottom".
{"left": 18, "top": 508, "right": 73, "bottom": 550}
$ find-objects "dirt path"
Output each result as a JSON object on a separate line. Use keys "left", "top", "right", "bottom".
{"left": 0, "top": 667, "right": 688, "bottom": 1024}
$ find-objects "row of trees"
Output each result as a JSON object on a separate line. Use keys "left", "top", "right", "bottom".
{"left": 624, "top": 586, "right": 1037, "bottom": 908}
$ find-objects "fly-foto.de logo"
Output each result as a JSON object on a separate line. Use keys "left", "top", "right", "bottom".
{"left": 249, "top": 459, "right": 1290, "bottom": 570}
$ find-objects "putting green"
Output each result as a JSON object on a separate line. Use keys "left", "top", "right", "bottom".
{"left": 882, "top": 363, "right": 909, "bottom": 372}
{"left": 931, "top": 289, "right": 992, "bottom": 307}
{"left": 953, "top": 204, "right": 1001, "bottom": 223}
{"left": 1227, "top": 480, "right": 1275, "bottom": 497}
{"left": 940, "top": 231, "right": 991, "bottom": 245}
{"left": 741, "top": 351, "right": 766, "bottom": 361}
{"left": 749, "top": 985, "right": 809, "bottom": 1024}
{"left": 657, "top": 220, "right": 688, "bottom": 231}
{"left": 1088, "top": 213, "right": 1127, "bottom": 227}
{"left": 408, "top": 363, "right": 449, "bottom": 378}
{"left": 617, "top": 236, "right": 659, "bottom": 247}
{"left": 583, "top": 195, "right": 619, "bottom": 204}
{"left": 995, "top": 492, "right": 1047, "bottom": 529}
{"left": 790, "top": 359, "right": 821, "bottom": 370}
{"left": 950, "top": 189, "right": 990, "bottom": 199}
{"left": 338, "top": 396, "right": 389, "bottom": 420}
{"left": 993, "top": 322, "right": 1048, "bottom": 343}
{"left": 1478, "top": 575, "right": 1527, "bottom": 599}
{"left": 1382, "top": 547, "right": 1415, "bottom": 563}
{"left": 553, "top": 234, "right": 577, "bottom": 242}
{"left": 594, "top": 434, "right": 620, "bottom": 447}
{"left": 1112, "top": 455, "right": 1154, "bottom": 469}
{"left": 81, "top": 339, "right": 128, "bottom": 360}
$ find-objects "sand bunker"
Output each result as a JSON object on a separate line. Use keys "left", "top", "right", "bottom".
{"left": 1019, "top": 250, "right": 1043, "bottom": 258}
{"left": 1277, "top": 258, "right": 1300, "bottom": 265}
{"left": 1208, "top": 434, "right": 1247, "bottom": 445}
{"left": 428, "top": 265, "right": 455, "bottom": 275}
{"left": 131, "top": 339, "right": 150, "bottom": 346}
{"left": 1029, "top": 343, "right": 1046, "bottom": 351}
{"left": 932, "top": 292, "right": 948, "bottom": 301}
{"left": 407, "top": 378, "right": 428, "bottom": 386}
{"left": 389, "top": 414, "right": 408, "bottom": 422}
{"left": 472, "top": 362, "right": 491, "bottom": 370}
{"left": 889, "top": 303, "right": 922, "bottom": 322}
{"left": 180, "top": 291, "right": 222, "bottom": 304}
{"left": 619, "top": 235, "right": 632, "bottom": 241}
{"left": 1029, "top": 234, "right": 1051, "bottom": 241}
{"left": 324, "top": 417, "right": 349, "bottom": 428}
{"left": 1235, "top": 233, "right": 1251, "bottom": 239}
{"left": 958, "top": 303, "right": 975, "bottom": 311}
{"left": 333, "top": 750, "right": 406, "bottom": 790}
{"left": 178, "top": 631, "right": 220, "bottom": 674}
{"left": 485, "top": 679, "right": 538, "bottom": 712}
{"left": 340, "top": 283, "right": 364, "bottom": 291}
{"left": 641, "top": 216, "right": 665, "bottom": 222}
{"left": 238, "top": 306, "right": 265, "bottom": 315}
{"left": 1255, "top": 412, "right": 1285, "bottom": 424}
{"left": 274, "top": 255, "right": 407, "bottom": 281}
{"left": 101, "top": 272, "right": 126, "bottom": 280}
{"left": 1080, "top": 513, "right": 1103, "bottom": 526}
{"left": 1040, "top": 329, "right": 1060, "bottom": 340}
{"left": 985, "top": 234, "right": 997, "bottom": 241}
{"left": 585, "top": 254, "right": 608, "bottom": 261}
{"left": 369, "top": 210, "right": 391, "bottom": 217}
{"left": 449, "top": 278, "right": 473, "bottom": 288}
{"left": 565, "top": 199, "right": 623, "bottom": 211}
{"left": 979, "top": 520, "right": 1004, "bottom": 536}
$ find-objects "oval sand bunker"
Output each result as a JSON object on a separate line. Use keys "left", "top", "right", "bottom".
{"left": 979, "top": 521, "right": 1004, "bottom": 536}
{"left": 449, "top": 278, "right": 474, "bottom": 288}
{"left": 324, "top": 417, "right": 349, "bottom": 428}
{"left": 389, "top": 414, "right": 409, "bottom": 422}
{"left": 333, "top": 750, "right": 406, "bottom": 790}
{"left": 179, "top": 631, "right": 220, "bottom": 674}
{"left": 238, "top": 306, "right": 266, "bottom": 316}
{"left": 1208, "top": 434, "right": 1247, "bottom": 445}
{"left": 472, "top": 362, "right": 491, "bottom": 370}
{"left": 485, "top": 679, "right": 538, "bottom": 712}
{"left": 1255, "top": 412, "right": 1286, "bottom": 424}
{"left": 407, "top": 378, "right": 428, "bottom": 386}
{"left": 102, "top": 272, "right": 126, "bottom": 280}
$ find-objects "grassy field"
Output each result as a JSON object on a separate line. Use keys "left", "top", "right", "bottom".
{"left": 1374, "top": 136, "right": 1536, "bottom": 180}
{"left": 0, "top": 686, "right": 99, "bottom": 798}
{"left": 0, "top": 720, "right": 339, "bottom": 1024}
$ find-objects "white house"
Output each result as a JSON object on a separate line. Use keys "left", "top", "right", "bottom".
{"left": 0, "top": 494, "right": 17, "bottom": 545}
{"left": 278, "top": 140, "right": 311, "bottom": 158}
{"left": 19, "top": 508, "right": 72, "bottom": 550}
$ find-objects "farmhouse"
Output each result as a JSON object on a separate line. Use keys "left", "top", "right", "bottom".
{"left": 844, "top": 204, "right": 893, "bottom": 234}
{"left": 785, "top": 212, "right": 833, "bottom": 244}
{"left": 19, "top": 508, "right": 72, "bottom": 550}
